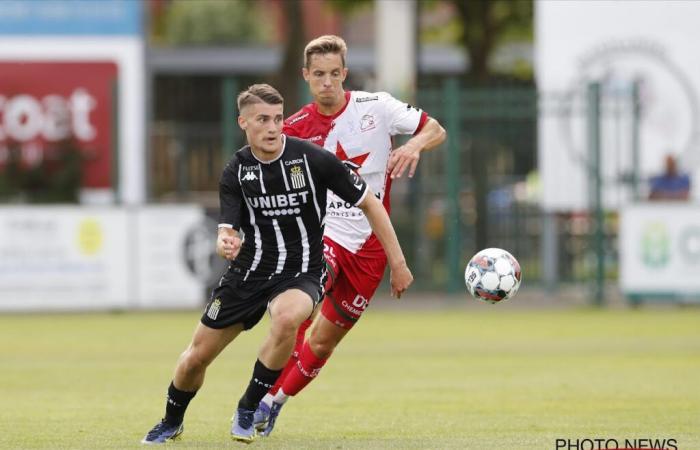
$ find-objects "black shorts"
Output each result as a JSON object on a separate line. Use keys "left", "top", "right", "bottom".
{"left": 201, "top": 271, "right": 325, "bottom": 330}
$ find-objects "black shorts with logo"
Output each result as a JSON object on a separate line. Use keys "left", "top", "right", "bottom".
{"left": 201, "top": 271, "right": 325, "bottom": 330}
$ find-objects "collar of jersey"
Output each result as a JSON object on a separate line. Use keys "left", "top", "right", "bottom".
{"left": 250, "top": 135, "right": 286, "bottom": 165}
{"left": 311, "top": 91, "right": 352, "bottom": 120}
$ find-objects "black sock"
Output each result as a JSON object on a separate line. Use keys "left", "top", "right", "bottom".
{"left": 237, "top": 359, "right": 282, "bottom": 411}
{"left": 164, "top": 381, "right": 197, "bottom": 425}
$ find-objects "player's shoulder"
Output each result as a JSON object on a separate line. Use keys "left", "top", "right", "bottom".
{"left": 285, "top": 136, "right": 333, "bottom": 163}
{"left": 351, "top": 90, "right": 397, "bottom": 104}
{"left": 285, "top": 135, "right": 321, "bottom": 154}
{"left": 284, "top": 103, "right": 315, "bottom": 129}
{"left": 223, "top": 146, "right": 251, "bottom": 171}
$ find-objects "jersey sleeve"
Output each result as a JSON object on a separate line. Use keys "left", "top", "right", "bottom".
{"left": 379, "top": 91, "right": 429, "bottom": 136}
{"left": 282, "top": 124, "right": 300, "bottom": 137}
{"left": 312, "top": 145, "right": 369, "bottom": 207}
{"left": 218, "top": 157, "right": 243, "bottom": 230}
{"left": 283, "top": 109, "right": 308, "bottom": 137}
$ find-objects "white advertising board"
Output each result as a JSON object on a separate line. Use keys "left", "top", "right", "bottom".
{"left": 0, "top": 206, "right": 209, "bottom": 311}
{"left": 0, "top": 207, "right": 130, "bottom": 310}
{"left": 536, "top": 0, "right": 700, "bottom": 211}
{"left": 620, "top": 203, "right": 700, "bottom": 297}
{"left": 134, "top": 206, "right": 212, "bottom": 309}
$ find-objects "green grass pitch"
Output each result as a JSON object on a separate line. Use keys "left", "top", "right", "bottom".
{"left": 1, "top": 307, "right": 698, "bottom": 449}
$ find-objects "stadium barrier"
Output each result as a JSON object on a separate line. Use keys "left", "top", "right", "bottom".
{"left": 0, "top": 205, "right": 212, "bottom": 312}
{"left": 620, "top": 203, "right": 700, "bottom": 304}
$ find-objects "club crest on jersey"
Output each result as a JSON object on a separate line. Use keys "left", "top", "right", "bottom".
{"left": 290, "top": 165, "right": 306, "bottom": 189}
{"left": 360, "top": 114, "right": 376, "bottom": 132}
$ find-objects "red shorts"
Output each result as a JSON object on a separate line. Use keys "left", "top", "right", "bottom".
{"left": 320, "top": 235, "right": 387, "bottom": 329}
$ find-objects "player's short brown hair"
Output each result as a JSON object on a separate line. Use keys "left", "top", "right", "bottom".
{"left": 304, "top": 35, "right": 347, "bottom": 68}
{"left": 237, "top": 84, "right": 284, "bottom": 111}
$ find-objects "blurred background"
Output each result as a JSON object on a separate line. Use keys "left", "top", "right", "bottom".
{"left": 1, "top": 0, "right": 699, "bottom": 312}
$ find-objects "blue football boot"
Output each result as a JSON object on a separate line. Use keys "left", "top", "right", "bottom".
{"left": 260, "top": 402, "right": 284, "bottom": 437}
{"left": 253, "top": 401, "right": 271, "bottom": 433}
{"left": 230, "top": 407, "right": 256, "bottom": 443}
{"left": 141, "top": 419, "right": 183, "bottom": 444}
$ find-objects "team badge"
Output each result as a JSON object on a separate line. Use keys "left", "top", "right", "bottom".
{"left": 207, "top": 298, "right": 222, "bottom": 320}
{"left": 290, "top": 165, "right": 306, "bottom": 189}
{"left": 360, "top": 114, "right": 376, "bottom": 132}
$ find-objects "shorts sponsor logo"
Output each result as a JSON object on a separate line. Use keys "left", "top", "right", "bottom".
{"left": 207, "top": 298, "right": 222, "bottom": 320}
{"left": 341, "top": 294, "right": 368, "bottom": 316}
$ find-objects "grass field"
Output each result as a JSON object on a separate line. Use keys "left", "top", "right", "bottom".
{"left": 1, "top": 307, "right": 698, "bottom": 449}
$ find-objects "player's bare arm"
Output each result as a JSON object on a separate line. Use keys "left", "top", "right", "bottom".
{"left": 357, "top": 191, "right": 413, "bottom": 298}
{"left": 388, "top": 117, "right": 447, "bottom": 179}
{"left": 216, "top": 226, "right": 241, "bottom": 260}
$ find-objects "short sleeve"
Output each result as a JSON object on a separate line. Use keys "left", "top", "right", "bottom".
{"left": 219, "top": 158, "right": 243, "bottom": 230}
{"left": 379, "top": 91, "right": 428, "bottom": 136}
{"left": 312, "top": 146, "right": 368, "bottom": 206}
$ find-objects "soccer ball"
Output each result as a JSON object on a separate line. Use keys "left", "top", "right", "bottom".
{"left": 464, "top": 248, "right": 522, "bottom": 303}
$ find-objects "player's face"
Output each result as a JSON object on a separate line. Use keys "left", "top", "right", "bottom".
{"left": 238, "top": 102, "right": 284, "bottom": 158}
{"left": 303, "top": 53, "right": 348, "bottom": 109}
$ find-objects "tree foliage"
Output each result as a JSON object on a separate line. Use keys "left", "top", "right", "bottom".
{"left": 449, "top": 0, "right": 533, "bottom": 81}
{"left": 162, "top": 0, "right": 266, "bottom": 46}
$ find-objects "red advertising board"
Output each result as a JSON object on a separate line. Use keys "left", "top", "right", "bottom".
{"left": 0, "top": 61, "right": 118, "bottom": 188}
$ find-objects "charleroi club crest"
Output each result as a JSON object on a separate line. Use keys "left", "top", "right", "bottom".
{"left": 290, "top": 166, "right": 306, "bottom": 189}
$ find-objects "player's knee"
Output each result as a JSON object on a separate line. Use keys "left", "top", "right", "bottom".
{"left": 271, "top": 310, "right": 301, "bottom": 340}
{"left": 308, "top": 339, "right": 334, "bottom": 359}
{"left": 180, "top": 347, "right": 212, "bottom": 374}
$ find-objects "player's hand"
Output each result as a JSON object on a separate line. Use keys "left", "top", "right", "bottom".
{"left": 388, "top": 141, "right": 421, "bottom": 179}
{"left": 217, "top": 234, "right": 241, "bottom": 260}
{"left": 389, "top": 261, "right": 413, "bottom": 299}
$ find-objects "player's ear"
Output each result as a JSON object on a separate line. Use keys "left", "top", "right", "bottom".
{"left": 237, "top": 115, "right": 247, "bottom": 131}
{"left": 302, "top": 67, "right": 310, "bottom": 81}
{"left": 341, "top": 67, "right": 348, "bottom": 82}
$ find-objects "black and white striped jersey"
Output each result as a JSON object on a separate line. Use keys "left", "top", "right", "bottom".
{"left": 219, "top": 136, "right": 368, "bottom": 281}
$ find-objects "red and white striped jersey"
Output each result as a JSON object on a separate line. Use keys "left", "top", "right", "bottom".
{"left": 284, "top": 90, "right": 428, "bottom": 253}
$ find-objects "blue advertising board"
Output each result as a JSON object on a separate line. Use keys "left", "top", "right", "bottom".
{"left": 0, "top": 0, "right": 142, "bottom": 36}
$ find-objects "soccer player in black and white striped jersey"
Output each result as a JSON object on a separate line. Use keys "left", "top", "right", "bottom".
{"left": 142, "top": 84, "right": 413, "bottom": 445}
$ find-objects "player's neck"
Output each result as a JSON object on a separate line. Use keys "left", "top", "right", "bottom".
{"left": 316, "top": 93, "right": 347, "bottom": 116}
{"left": 250, "top": 137, "right": 284, "bottom": 162}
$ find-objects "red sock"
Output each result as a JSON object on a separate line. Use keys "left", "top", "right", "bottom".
{"left": 268, "top": 318, "right": 312, "bottom": 395}
{"left": 281, "top": 341, "right": 329, "bottom": 396}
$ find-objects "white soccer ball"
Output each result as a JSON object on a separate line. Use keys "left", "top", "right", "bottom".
{"left": 464, "top": 248, "right": 522, "bottom": 304}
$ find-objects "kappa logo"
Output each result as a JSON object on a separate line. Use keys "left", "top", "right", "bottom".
{"left": 207, "top": 298, "right": 222, "bottom": 320}
{"left": 360, "top": 114, "right": 376, "bottom": 132}
{"left": 242, "top": 171, "right": 258, "bottom": 181}
{"left": 290, "top": 165, "right": 306, "bottom": 189}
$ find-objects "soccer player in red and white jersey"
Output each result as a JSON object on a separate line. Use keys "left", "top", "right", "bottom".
{"left": 254, "top": 35, "right": 446, "bottom": 436}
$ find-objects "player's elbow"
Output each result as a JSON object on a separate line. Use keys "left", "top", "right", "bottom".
{"left": 432, "top": 119, "right": 447, "bottom": 146}
{"left": 357, "top": 189, "right": 378, "bottom": 212}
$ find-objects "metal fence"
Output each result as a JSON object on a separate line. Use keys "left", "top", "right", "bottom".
{"left": 149, "top": 77, "right": 628, "bottom": 293}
